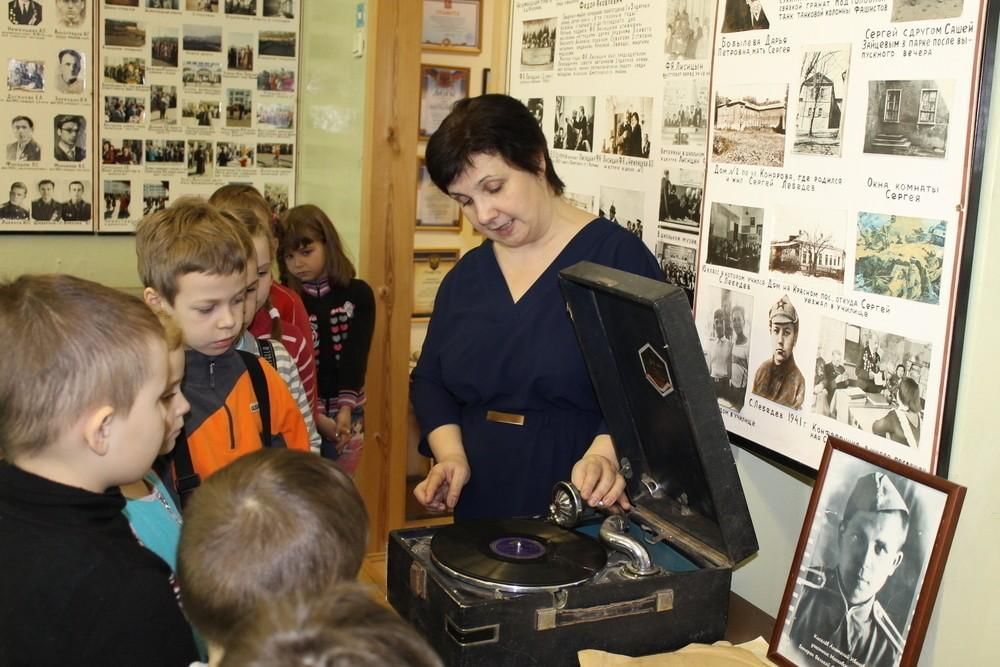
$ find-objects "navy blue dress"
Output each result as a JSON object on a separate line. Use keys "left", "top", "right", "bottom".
{"left": 411, "top": 217, "right": 662, "bottom": 520}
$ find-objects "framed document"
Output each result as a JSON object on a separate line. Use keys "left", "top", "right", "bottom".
{"left": 770, "top": 437, "right": 965, "bottom": 667}
{"left": 416, "top": 158, "right": 460, "bottom": 231}
{"left": 412, "top": 248, "right": 459, "bottom": 319}
{"left": 421, "top": 0, "right": 482, "bottom": 53}
{"left": 419, "top": 65, "right": 470, "bottom": 140}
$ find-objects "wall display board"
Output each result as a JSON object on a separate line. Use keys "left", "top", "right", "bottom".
{"left": 507, "top": 0, "right": 715, "bottom": 306}
{"left": 0, "top": 0, "right": 299, "bottom": 234}
{"left": 97, "top": 0, "right": 300, "bottom": 233}
{"left": 698, "top": 0, "right": 991, "bottom": 474}
{"left": 1, "top": 0, "right": 95, "bottom": 232}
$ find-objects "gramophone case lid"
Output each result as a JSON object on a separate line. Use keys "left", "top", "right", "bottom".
{"left": 559, "top": 261, "right": 758, "bottom": 564}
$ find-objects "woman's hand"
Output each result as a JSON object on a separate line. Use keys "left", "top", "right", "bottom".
{"left": 413, "top": 457, "right": 471, "bottom": 512}
{"left": 571, "top": 434, "right": 631, "bottom": 510}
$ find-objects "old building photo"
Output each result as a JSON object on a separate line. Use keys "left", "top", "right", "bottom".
{"left": 793, "top": 47, "right": 850, "bottom": 157}
{"left": 863, "top": 80, "right": 953, "bottom": 158}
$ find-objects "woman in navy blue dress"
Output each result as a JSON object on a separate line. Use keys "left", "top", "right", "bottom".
{"left": 411, "top": 95, "right": 663, "bottom": 521}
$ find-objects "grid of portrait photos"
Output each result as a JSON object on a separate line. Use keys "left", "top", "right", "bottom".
{"left": 694, "top": 0, "right": 988, "bottom": 474}
{"left": 1, "top": 0, "right": 299, "bottom": 233}
{"left": 2, "top": 0, "right": 95, "bottom": 231}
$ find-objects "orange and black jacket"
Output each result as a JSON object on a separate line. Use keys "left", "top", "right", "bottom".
{"left": 181, "top": 348, "right": 310, "bottom": 479}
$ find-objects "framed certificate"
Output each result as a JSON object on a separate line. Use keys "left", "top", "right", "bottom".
{"left": 416, "top": 158, "right": 461, "bottom": 231}
{"left": 419, "top": 64, "right": 470, "bottom": 140}
{"left": 412, "top": 248, "right": 459, "bottom": 319}
{"left": 421, "top": 0, "right": 482, "bottom": 53}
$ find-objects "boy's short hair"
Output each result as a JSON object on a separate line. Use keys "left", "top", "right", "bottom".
{"left": 135, "top": 196, "right": 252, "bottom": 304}
{"left": 208, "top": 183, "right": 272, "bottom": 228}
{"left": 178, "top": 448, "right": 369, "bottom": 646}
{"left": 220, "top": 584, "right": 442, "bottom": 667}
{"left": 0, "top": 274, "right": 165, "bottom": 460}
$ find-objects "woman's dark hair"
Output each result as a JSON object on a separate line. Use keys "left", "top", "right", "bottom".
{"left": 425, "top": 93, "right": 564, "bottom": 195}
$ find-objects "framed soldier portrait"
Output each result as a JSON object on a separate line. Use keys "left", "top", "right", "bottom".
{"left": 770, "top": 437, "right": 965, "bottom": 667}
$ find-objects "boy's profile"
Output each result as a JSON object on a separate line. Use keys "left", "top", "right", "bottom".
{"left": 220, "top": 584, "right": 442, "bottom": 667}
{"left": 135, "top": 196, "right": 310, "bottom": 484}
{"left": 0, "top": 273, "right": 198, "bottom": 666}
{"left": 178, "top": 448, "right": 368, "bottom": 663}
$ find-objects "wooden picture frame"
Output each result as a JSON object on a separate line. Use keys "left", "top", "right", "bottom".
{"left": 412, "top": 248, "right": 460, "bottom": 319}
{"left": 418, "top": 64, "right": 470, "bottom": 140}
{"left": 769, "top": 437, "right": 965, "bottom": 667}
{"left": 421, "top": 0, "right": 482, "bottom": 53}
{"left": 416, "top": 158, "right": 461, "bottom": 231}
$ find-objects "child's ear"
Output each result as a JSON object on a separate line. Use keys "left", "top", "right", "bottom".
{"left": 82, "top": 406, "right": 115, "bottom": 456}
{"left": 143, "top": 287, "right": 165, "bottom": 312}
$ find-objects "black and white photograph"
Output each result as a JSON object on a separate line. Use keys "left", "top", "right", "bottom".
{"left": 750, "top": 294, "right": 806, "bottom": 411}
{"left": 523, "top": 97, "right": 543, "bottom": 127}
{"left": 55, "top": 49, "right": 85, "bottom": 94}
{"left": 60, "top": 179, "right": 91, "bottom": 222}
{"left": 721, "top": 0, "right": 769, "bottom": 33}
{"left": 151, "top": 29, "right": 179, "bottom": 67}
{"left": 256, "top": 142, "right": 293, "bottom": 168}
{"left": 103, "top": 56, "right": 146, "bottom": 85}
{"left": 891, "top": 0, "right": 963, "bottom": 22}
{"left": 105, "top": 19, "right": 146, "bottom": 48}
{"left": 520, "top": 16, "right": 556, "bottom": 70}
{"left": 104, "top": 95, "right": 146, "bottom": 124}
{"left": 771, "top": 440, "right": 964, "bottom": 667}
{"left": 142, "top": 180, "right": 169, "bottom": 215}
{"left": 224, "top": 0, "right": 256, "bottom": 15}
{"left": 7, "top": 60, "right": 44, "bottom": 92}
{"left": 182, "top": 61, "right": 222, "bottom": 89}
{"left": 30, "top": 179, "right": 61, "bottom": 222}
{"left": 602, "top": 95, "right": 653, "bottom": 158}
{"left": 655, "top": 237, "right": 697, "bottom": 306}
{"left": 262, "top": 0, "right": 293, "bottom": 19}
{"left": 863, "top": 80, "right": 953, "bottom": 159}
{"left": 793, "top": 47, "right": 850, "bottom": 157}
{"left": 102, "top": 180, "right": 132, "bottom": 220}
{"left": 185, "top": 0, "right": 219, "bottom": 12}
{"left": 101, "top": 138, "right": 142, "bottom": 165}
{"left": 53, "top": 115, "right": 87, "bottom": 161}
{"left": 855, "top": 212, "right": 945, "bottom": 305}
{"left": 226, "top": 88, "right": 252, "bottom": 127}
{"left": 147, "top": 0, "right": 180, "bottom": 9}
{"left": 257, "top": 67, "right": 294, "bottom": 91}
{"left": 56, "top": 0, "right": 87, "bottom": 29}
{"left": 768, "top": 207, "right": 847, "bottom": 285}
{"left": 149, "top": 85, "right": 178, "bottom": 125}
{"left": 598, "top": 185, "right": 645, "bottom": 239}
{"left": 259, "top": 30, "right": 296, "bottom": 58}
{"left": 186, "top": 140, "right": 213, "bottom": 177}
{"left": 658, "top": 167, "right": 703, "bottom": 231}
{"left": 256, "top": 102, "right": 293, "bottom": 130}
{"left": 697, "top": 285, "right": 754, "bottom": 411}
{"left": 7, "top": 0, "right": 42, "bottom": 25}
{"left": 216, "top": 142, "right": 253, "bottom": 168}
{"left": 664, "top": 0, "right": 712, "bottom": 60}
{"left": 6, "top": 115, "right": 41, "bottom": 162}
{"left": 706, "top": 201, "right": 764, "bottom": 272}
{"left": 181, "top": 99, "right": 221, "bottom": 127}
{"left": 263, "top": 181, "right": 289, "bottom": 214}
{"left": 183, "top": 24, "right": 222, "bottom": 53}
{"left": 662, "top": 78, "right": 708, "bottom": 149}
{"left": 0, "top": 181, "right": 30, "bottom": 220}
{"left": 145, "top": 139, "right": 185, "bottom": 163}
{"left": 713, "top": 84, "right": 788, "bottom": 167}
{"left": 227, "top": 33, "right": 255, "bottom": 71}
{"left": 552, "top": 95, "right": 594, "bottom": 152}
{"left": 563, "top": 191, "right": 593, "bottom": 214}
{"left": 813, "top": 318, "right": 932, "bottom": 443}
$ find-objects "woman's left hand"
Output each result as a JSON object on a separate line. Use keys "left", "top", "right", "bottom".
{"left": 571, "top": 436, "right": 631, "bottom": 511}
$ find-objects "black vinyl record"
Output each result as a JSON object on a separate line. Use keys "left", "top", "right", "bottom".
{"left": 430, "top": 518, "right": 607, "bottom": 591}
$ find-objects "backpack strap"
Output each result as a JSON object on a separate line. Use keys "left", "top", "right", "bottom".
{"left": 257, "top": 337, "right": 278, "bottom": 370}
{"left": 237, "top": 349, "right": 272, "bottom": 448}
{"left": 169, "top": 430, "right": 200, "bottom": 509}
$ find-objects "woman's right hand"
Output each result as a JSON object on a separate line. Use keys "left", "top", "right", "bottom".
{"left": 413, "top": 457, "right": 470, "bottom": 513}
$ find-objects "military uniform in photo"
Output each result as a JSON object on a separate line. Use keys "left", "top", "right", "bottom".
{"left": 61, "top": 198, "right": 91, "bottom": 222}
{"left": 8, "top": 0, "right": 41, "bottom": 25}
{"left": 0, "top": 200, "right": 29, "bottom": 219}
{"left": 752, "top": 296, "right": 805, "bottom": 409}
{"left": 6, "top": 140, "right": 41, "bottom": 162}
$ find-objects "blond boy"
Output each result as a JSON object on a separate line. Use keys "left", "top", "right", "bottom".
{"left": 0, "top": 274, "right": 198, "bottom": 665}
{"left": 135, "top": 197, "right": 310, "bottom": 487}
{"left": 178, "top": 448, "right": 368, "bottom": 664}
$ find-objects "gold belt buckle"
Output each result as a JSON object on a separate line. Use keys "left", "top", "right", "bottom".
{"left": 486, "top": 410, "right": 525, "bottom": 426}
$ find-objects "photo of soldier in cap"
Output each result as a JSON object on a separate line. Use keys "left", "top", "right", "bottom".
{"left": 777, "top": 446, "right": 950, "bottom": 667}
{"left": 752, "top": 294, "right": 805, "bottom": 409}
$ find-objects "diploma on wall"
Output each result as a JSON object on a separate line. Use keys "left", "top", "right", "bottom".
{"left": 412, "top": 248, "right": 459, "bottom": 319}
{"left": 421, "top": 0, "right": 482, "bottom": 53}
{"left": 419, "top": 65, "right": 470, "bottom": 139}
{"left": 416, "top": 159, "right": 461, "bottom": 230}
